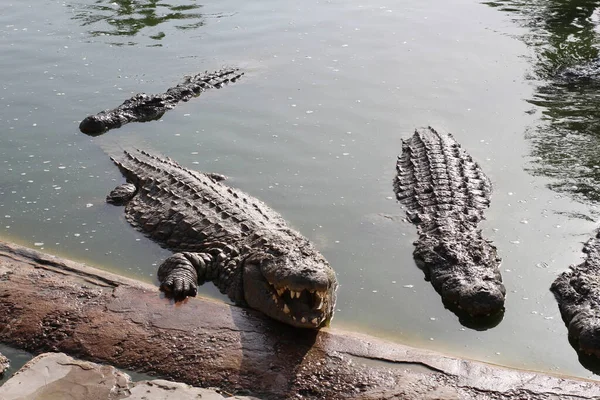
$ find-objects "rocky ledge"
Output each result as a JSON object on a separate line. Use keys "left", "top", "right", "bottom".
{"left": 0, "top": 352, "right": 258, "bottom": 400}
{"left": 0, "top": 240, "right": 598, "bottom": 399}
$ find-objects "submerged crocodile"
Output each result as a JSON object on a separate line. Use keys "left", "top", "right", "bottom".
{"left": 79, "top": 68, "right": 243, "bottom": 136}
{"left": 393, "top": 127, "right": 506, "bottom": 317}
{"left": 107, "top": 149, "right": 337, "bottom": 328}
{"left": 551, "top": 232, "right": 600, "bottom": 357}
{"left": 558, "top": 59, "right": 600, "bottom": 84}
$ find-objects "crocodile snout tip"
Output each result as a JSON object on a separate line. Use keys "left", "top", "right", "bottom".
{"left": 456, "top": 285, "right": 506, "bottom": 317}
{"left": 79, "top": 116, "right": 107, "bottom": 136}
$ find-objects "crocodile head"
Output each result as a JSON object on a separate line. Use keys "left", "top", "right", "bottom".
{"left": 242, "top": 231, "right": 337, "bottom": 329}
{"left": 415, "top": 231, "right": 506, "bottom": 317}
{"left": 79, "top": 115, "right": 108, "bottom": 136}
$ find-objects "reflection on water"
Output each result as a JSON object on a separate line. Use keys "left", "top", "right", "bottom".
{"left": 70, "top": 0, "right": 206, "bottom": 45}
{"left": 486, "top": 0, "right": 600, "bottom": 203}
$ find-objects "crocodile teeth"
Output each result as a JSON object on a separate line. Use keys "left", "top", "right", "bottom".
{"left": 301, "top": 317, "right": 307, "bottom": 323}
{"left": 272, "top": 294, "right": 278, "bottom": 304}
{"left": 283, "top": 304, "right": 290, "bottom": 314}
{"left": 316, "top": 299, "right": 324, "bottom": 310}
{"left": 277, "top": 288, "right": 285, "bottom": 296}
{"left": 311, "top": 318, "right": 318, "bottom": 325}
{"left": 314, "top": 293, "right": 324, "bottom": 310}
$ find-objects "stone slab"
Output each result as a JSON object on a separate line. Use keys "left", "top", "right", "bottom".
{"left": 0, "top": 240, "right": 598, "bottom": 399}
{"left": 0, "top": 352, "right": 259, "bottom": 400}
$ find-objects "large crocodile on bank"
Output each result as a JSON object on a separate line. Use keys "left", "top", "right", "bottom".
{"left": 393, "top": 127, "right": 506, "bottom": 317}
{"left": 107, "top": 149, "right": 337, "bottom": 328}
{"left": 551, "top": 231, "right": 600, "bottom": 357}
{"left": 79, "top": 68, "right": 243, "bottom": 136}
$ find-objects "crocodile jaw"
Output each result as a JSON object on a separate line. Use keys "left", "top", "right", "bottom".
{"left": 242, "top": 261, "right": 337, "bottom": 329}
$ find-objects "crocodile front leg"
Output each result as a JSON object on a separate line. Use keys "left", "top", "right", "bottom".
{"left": 157, "top": 252, "right": 213, "bottom": 299}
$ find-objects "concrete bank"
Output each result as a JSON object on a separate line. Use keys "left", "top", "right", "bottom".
{"left": 0, "top": 240, "right": 598, "bottom": 399}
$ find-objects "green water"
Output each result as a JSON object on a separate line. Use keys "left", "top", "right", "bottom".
{"left": 1, "top": 0, "right": 600, "bottom": 380}
{"left": 486, "top": 0, "right": 600, "bottom": 203}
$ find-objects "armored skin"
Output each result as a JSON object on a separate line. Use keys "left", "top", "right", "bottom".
{"left": 107, "top": 149, "right": 337, "bottom": 329}
{"left": 80, "top": 68, "right": 243, "bottom": 136}
{"left": 393, "top": 127, "right": 506, "bottom": 317}
{"left": 551, "top": 232, "right": 600, "bottom": 357}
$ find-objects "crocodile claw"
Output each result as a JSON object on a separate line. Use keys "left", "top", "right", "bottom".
{"left": 157, "top": 253, "right": 199, "bottom": 300}
{"left": 160, "top": 276, "right": 198, "bottom": 300}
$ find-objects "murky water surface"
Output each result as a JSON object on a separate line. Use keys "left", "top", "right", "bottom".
{"left": 2, "top": 0, "right": 600, "bottom": 379}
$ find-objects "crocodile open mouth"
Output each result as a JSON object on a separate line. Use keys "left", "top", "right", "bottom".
{"left": 267, "top": 281, "right": 329, "bottom": 327}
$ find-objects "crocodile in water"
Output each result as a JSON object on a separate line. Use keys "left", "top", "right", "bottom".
{"left": 79, "top": 68, "right": 243, "bottom": 136}
{"left": 551, "top": 231, "right": 600, "bottom": 357}
{"left": 393, "top": 127, "right": 505, "bottom": 317}
{"left": 558, "top": 59, "right": 600, "bottom": 84}
{"left": 107, "top": 149, "right": 337, "bottom": 328}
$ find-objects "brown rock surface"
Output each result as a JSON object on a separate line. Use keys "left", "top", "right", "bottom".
{"left": 0, "top": 352, "right": 8, "bottom": 376}
{"left": 0, "top": 240, "right": 598, "bottom": 399}
{"left": 0, "top": 352, "right": 259, "bottom": 400}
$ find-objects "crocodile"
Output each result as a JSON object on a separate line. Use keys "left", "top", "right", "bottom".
{"left": 551, "top": 231, "right": 600, "bottom": 357}
{"left": 393, "top": 127, "right": 506, "bottom": 317}
{"left": 79, "top": 68, "right": 243, "bottom": 136}
{"left": 107, "top": 149, "right": 337, "bottom": 328}
{"left": 558, "top": 59, "right": 600, "bottom": 83}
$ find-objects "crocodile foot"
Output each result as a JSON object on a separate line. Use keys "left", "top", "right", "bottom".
{"left": 106, "top": 183, "right": 137, "bottom": 205}
{"left": 157, "top": 253, "right": 199, "bottom": 299}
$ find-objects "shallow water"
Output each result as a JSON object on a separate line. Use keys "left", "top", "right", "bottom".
{"left": 1, "top": 0, "right": 600, "bottom": 380}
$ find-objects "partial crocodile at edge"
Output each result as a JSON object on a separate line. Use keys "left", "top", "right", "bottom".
{"left": 551, "top": 232, "right": 600, "bottom": 357}
{"left": 393, "top": 127, "right": 506, "bottom": 317}
{"left": 79, "top": 68, "right": 243, "bottom": 136}
{"left": 558, "top": 59, "right": 600, "bottom": 83}
{"left": 107, "top": 149, "right": 337, "bottom": 329}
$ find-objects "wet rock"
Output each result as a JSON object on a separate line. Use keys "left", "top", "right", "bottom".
{"left": 0, "top": 352, "right": 129, "bottom": 399}
{"left": 0, "top": 240, "right": 599, "bottom": 399}
{"left": 0, "top": 352, "right": 260, "bottom": 400}
{"left": 129, "top": 380, "right": 260, "bottom": 400}
{"left": 0, "top": 351, "right": 8, "bottom": 376}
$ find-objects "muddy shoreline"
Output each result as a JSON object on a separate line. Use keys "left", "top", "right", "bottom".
{"left": 0, "top": 240, "right": 598, "bottom": 399}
